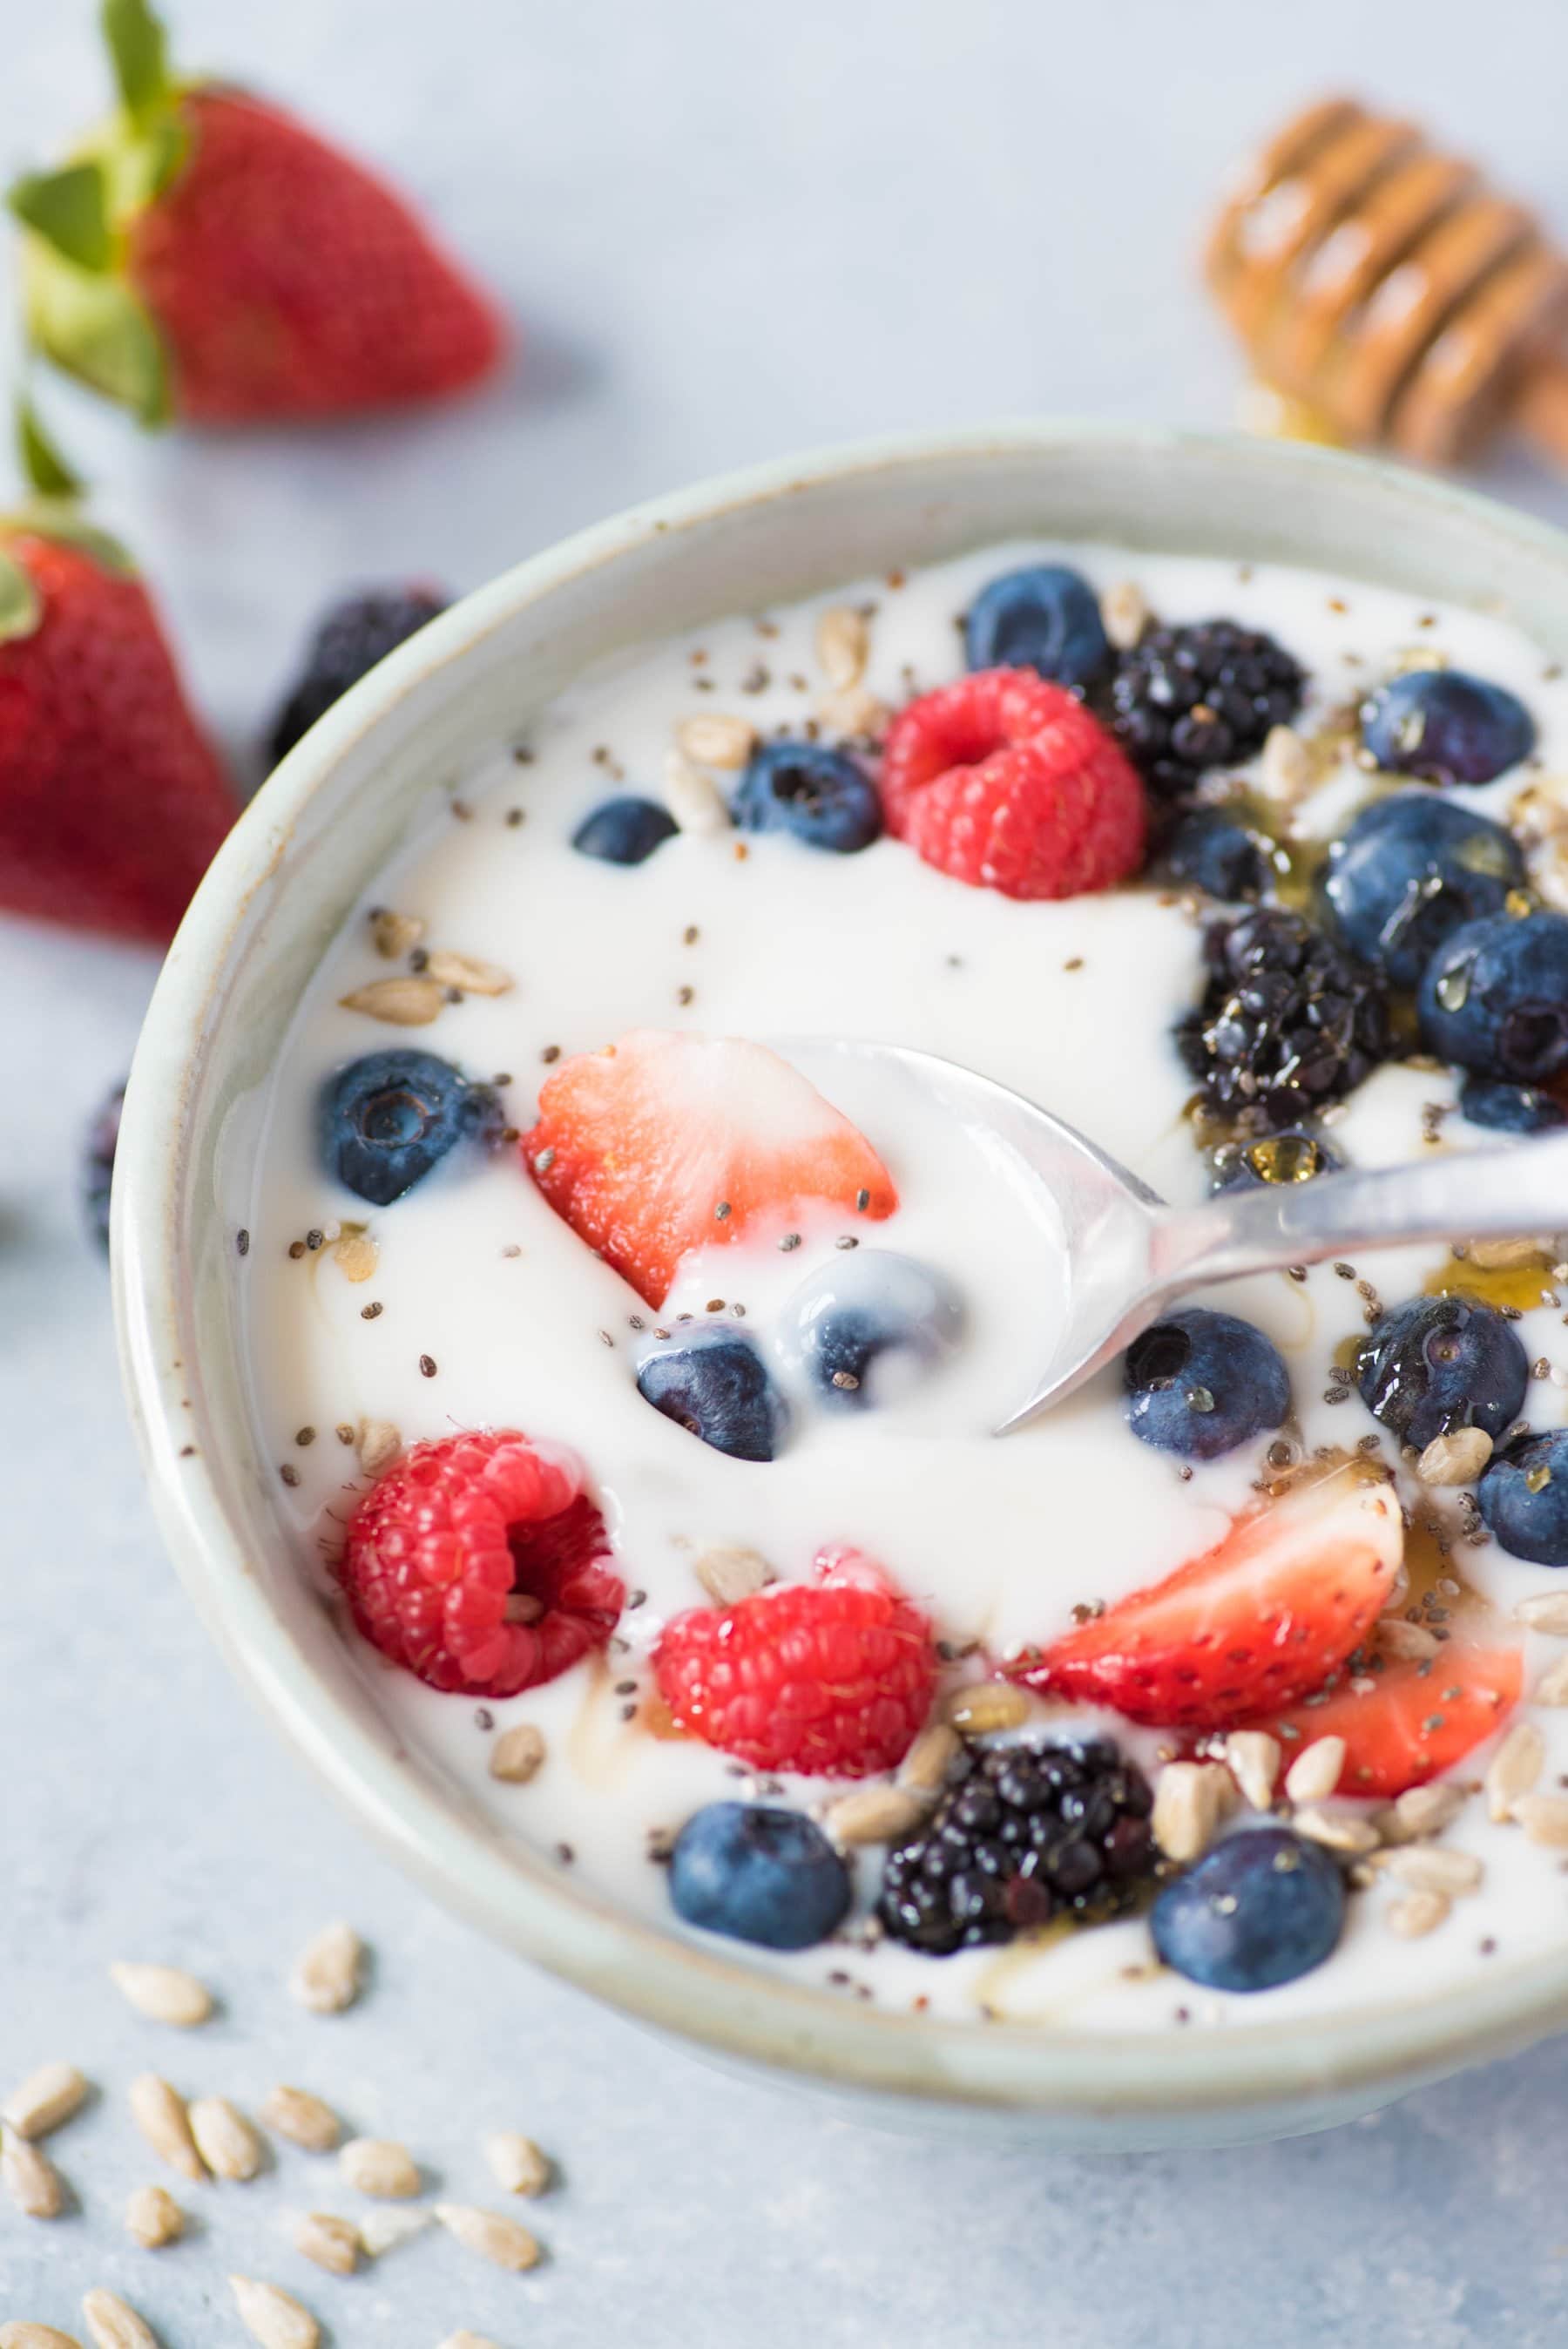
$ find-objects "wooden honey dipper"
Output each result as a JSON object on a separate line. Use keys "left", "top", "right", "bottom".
{"left": 1206, "top": 95, "right": 1568, "bottom": 465}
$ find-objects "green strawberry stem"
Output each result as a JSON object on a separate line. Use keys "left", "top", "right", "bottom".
{"left": 16, "top": 394, "right": 83, "bottom": 499}
{"left": 101, "top": 0, "right": 175, "bottom": 126}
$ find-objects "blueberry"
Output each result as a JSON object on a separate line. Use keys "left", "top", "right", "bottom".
{"left": 1123, "top": 1307, "right": 1289, "bottom": 1461}
{"left": 83, "top": 1079, "right": 125, "bottom": 1254}
{"left": 782, "top": 1250, "right": 963, "bottom": 1410}
{"left": 1151, "top": 1828, "right": 1346, "bottom": 1993}
{"left": 571, "top": 795, "right": 679, "bottom": 865}
{"left": 1360, "top": 668, "right": 1535, "bottom": 786}
{"left": 1164, "top": 809, "right": 1274, "bottom": 903}
{"left": 1209, "top": 1128, "right": 1341, "bottom": 1193}
{"left": 1321, "top": 792, "right": 1524, "bottom": 987}
{"left": 963, "top": 564, "right": 1111, "bottom": 689}
{"left": 636, "top": 1323, "right": 787, "bottom": 1461}
{"left": 1460, "top": 1076, "right": 1567, "bottom": 1134}
{"left": 668, "top": 1802, "right": 851, "bottom": 1950}
{"left": 1418, "top": 910, "right": 1568, "bottom": 1085}
{"left": 270, "top": 587, "right": 448, "bottom": 764}
{"left": 1478, "top": 1430, "right": 1568, "bottom": 1564}
{"left": 733, "top": 741, "right": 882, "bottom": 854}
{"left": 1356, "top": 1293, "right": 1528, "bottom": 1450}
{"left": 320, "top": 1050, "right": 501, "bottom": 1207}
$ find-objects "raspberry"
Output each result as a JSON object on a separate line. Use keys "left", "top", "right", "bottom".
{"left": 340, "top": 1431, "right": 624, "bottom": 1696}
{"left": 653, "top": 1548, "right": 936, "bottom": 1777}
{"left": 879, "top": 669, "right": 1146, "bottom": 900}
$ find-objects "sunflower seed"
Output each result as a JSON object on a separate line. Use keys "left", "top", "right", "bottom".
{"left": 338, "top": 976, "right": 447, "bottom": 1026}
{"left": 290, "top": 1922, "right": 362, "bottom": 2014}
{"left": 80, "top": 2293, "right": 157, "bottom": 2349}
{"left": 261, "top": 2085, "right": 341, "bottom": 2153}
{"left": 128, "top": 2076, "right": 206, "bottom": 2182}
{"left": 942, "top": 1682, "right": 1030, "bottom": 1734}
{"left": 124, "top": 2184, "right": 184, "bottom": 2248}
{"left": 1516, "top": 1590, "right": 1568, "bottom": 1636}
{"left": 188, "top": 2096, "right": 263, "bottom": 2182}
{"left": 1223, "top": 1730, "right": 1281, "bottom": 1811}
{"left": 1100, "top": 579, "right": 1149, "bottom": 652}
{"left": 1534, "top": 1653, "right": 1568, "bottom": 1706}
{"left": 1284, "top": 1736, "right": 1346, "bottom": 1804}
{"left": 1486, "top": 1719, "right": 1544, "bottom": 1821}
{"left": 357, "top": 1420, "right": 401, "bottom": 1478}
{"left": 1416, "top": 1426, "right": 1493, "bottom": 1486}
{"left": 1388, "top": 1845, "right": 1484, "bottom": 1895}
{"left": 1511, "top": 1791, "right": 1568, "bottom": 1848}
{"left": 1291, "top": 1806, "right": 1380, "bottom": 1855}
{"left": 815, "top": 605, "right": 869, "bottom": 689}
{"left": 816, "top": 684, "right": 889, "bottom": 739}
{"left": 438, "top": 2337, "right": 503, "bottom": 2349}
{"left": 1376, "top": 1617, "right": 1441, "bottom": 1662}
{"left": 1258, "top": 723, "right": 1312, "bottom": 804}
{"left": 3, "top": 2062, "right": 87, "bottom": 2140}
{"left": 693, "top": 1545, "right": 772, "bottom": 1604}
{"left": 489, "top": 1723, "right": 547, "bottom": 1784}
{"left": 434, "top": 2202, "right": 542, "bottom": 2271}
{"left": 2, "top": 2127, "right": 64, "bottom": 2217}
{"left": 356, "top": 2204, "right": 429, "bottom": 2257}
{"left": 109, "top": 1964, "right": 213, "bottom": 2028}
{"left": 422, "top": 950, "right": 512, "bottom": 997}
{"left": 1152, "top": 1761, "right": 1236, "bottom": 1863}
{"left": 1468, "top": 1236, "right": 1551, "bottom": 1270}
{"left": 676, "top": 713, "right": 755, "bottom": 770}
{"left": 0, "top": 2328, "right": 82, "bottom": 2348}
{"left": 229, "top": 2278, "right": 319, "bottom": 2349}
{"left": 660, "top": 748, "right": 730, "bottom": 834}
{"left": 1387, "top": 1888, "right": 1450, "bottom": 1939}
{"left": 370, "top": 909, "right": 425, "bottom": 959}
{"left": 293, "top": 2212, "right": 361, "bottom": 2276}
{"left": 483, "top": 2130, "right": 551, "bottom": 2197}
{"left": 824, "top": 1784, "right": 930, "bottom": 1847}
{"left": 333, "top": 1227, "right": 378, "bottom": 1283}
{"left": 897, "top": 1722, "right": 961, "bottom": 1796}
{"left": 339, "top": 2137, "right": 418, "bottom": 2198}
{"left": 1391, "top": 1782, "right": 1468, "bottom": 1839}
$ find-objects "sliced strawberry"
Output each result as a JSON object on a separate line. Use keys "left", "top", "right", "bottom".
{"left": 1015, "top": 1474, "right": 1402, "bottom": 1730}
{"left": 522, "top": 1030, "right": 897, "bottom": 1309}
{"left": 1246, "top": 1642, "right": 1523, "bottom": 1798}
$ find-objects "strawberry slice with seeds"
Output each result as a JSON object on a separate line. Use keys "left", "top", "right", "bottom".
{"left": 521, "top": 1030, "right": 897, "bottom": 1309}
{"left": 1014, "top": 1474, "right": 1403, "bottom": 1730}
{"left": 1247, "top": 1642, "right": 1522, "bottom": 1798}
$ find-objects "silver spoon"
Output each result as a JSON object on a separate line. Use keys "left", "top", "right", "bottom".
{"left": 787, "top": 1039, "right": 1568, "bottom": 1436}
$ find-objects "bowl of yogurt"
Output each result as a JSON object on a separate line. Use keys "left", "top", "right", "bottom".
{"left": 115, "top": 423, "right": 1568, "bottom": 2146}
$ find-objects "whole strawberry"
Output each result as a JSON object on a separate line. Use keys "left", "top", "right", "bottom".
{"left": 9, "top": 0, "right": 505, "bottom": 427}
{"left": 0, "top": 488, "right": 235, "bottom": 942}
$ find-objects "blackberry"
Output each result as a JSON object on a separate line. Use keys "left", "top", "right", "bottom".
{"left": 83, "top": 1079, "right": 126, "bottom": 1253}
{"left": 877, "top": 1736, "right": 1156, "bottom": 1956}
{"left": 269, "top": 586, "right": 449, "bottom": 764}
{"left": 1109, "top": 618, "right": 1304, "bottom": 796}
{"left": 1175, "top": 907, "right": 1389, "bottom": 1134}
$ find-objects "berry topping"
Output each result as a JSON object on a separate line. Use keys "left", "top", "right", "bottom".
{"left": 878, "top": 1736, "right": 1155, "bottom": 1956}
{"left": 1163, "top": 808, "right": 1274, "bottom": 903}
{"left": 1321, "top": 791, "right": 1524, "bottom": 987}
{"left": 1015, "top": 1476, "right": 1402, "bottom": 1730}
{"left": 962, "top": 564, "right": 1111, "bottom": 690}
{"left": 1175, "top": 907, "right": 1389, "bottom": 1133}
{"left": 733, "top": 740, "right": 882, "bottom": 854}
{"left": 321, "top": 1049, "right": 501, "bottom": 1208}
{"left": 1249, "top": 1642, "right": 1523, "bottom": 1797}
{"left": 667, "top": 1803, "right": 850, "bottom": 1951}
{"left": 1108, "top": 619, "right": 1304, "bottom": 797}
{"left": 635, "top": 1323, "right": 787, "bottom": 1462}
{"left": 1209, "top": 1127, "right": 1341, "bottom": 1193}
{"left": 1459, "top": 1077, "right": 1568, "bottom": 1134}
{"left": 339, "top": 1430, "right": 624, "bottom": 1696}
{"left": 652, "top": 1549, "right": 936, "bottom": 1777}
{"left": 1356, "top": 1293, "right": 1529, "bottom": 1451}
{"left": 1123, "top": 1307, "right": 1289, "bottom": 1461}
{"left": 879, "top": 669, "right": 1146, "bottom": 901}
{"left": 523, "top": 1031, "right": 897, "bottom": 1310}
{"left": 1151, "top": 1828, "right": 1345, "bottom": 1994}
{"left": 571, "top": 795, "right": 679, "bottom": 866}
{"left": 270, "top": 588, "right": 448, "bottom": 763}
{"left": 781, "top": 1249, "right": 963, "bottom": 1411}
{"left": 1479, "top": 1430, "right": 1568, "bottom": 1565}
{"left": 1417, "top": 910, "right": 1568, "bottom": 1086}
{"left": 84, "top": 1079, "right": 125, "bottom": 1254}
{"left": 1361, "top": 667, "right": 1535, "bottom": 787}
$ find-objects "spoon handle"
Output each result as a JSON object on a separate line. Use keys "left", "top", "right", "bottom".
{"left": 1147, "top": 1130, "right": 1568, "bottom": 1293}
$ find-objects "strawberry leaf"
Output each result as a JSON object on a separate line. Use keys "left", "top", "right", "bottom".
{"left": 16, "top": 396, "right": 83, "bottom": 500}
{"left": 101, "top": 0, "right": 173, "bottom": 125}
{"left": 0, "top": 551, "right": 43, "bottom": 645}
{"left": 7, "top": 163, "right": 112, "bottom": 274}
{"left": 20, "top": 246, "right": 172, "bottom": 429}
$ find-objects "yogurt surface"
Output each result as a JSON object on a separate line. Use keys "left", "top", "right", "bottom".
{"left": 240, "top": 538, "right": 1568, "bottom": 2031}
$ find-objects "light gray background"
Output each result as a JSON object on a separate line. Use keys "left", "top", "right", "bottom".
{"left": 6, "top": 3, "right": 1568, "bottom": 2339}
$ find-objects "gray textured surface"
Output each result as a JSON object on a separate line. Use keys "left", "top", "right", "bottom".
{"left": 7, "top": 1, "right": 1568, "bottom": 2338}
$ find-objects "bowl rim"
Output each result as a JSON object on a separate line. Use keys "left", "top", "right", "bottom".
{"left": 113, "top": 418, "right": 1568, "bottom": 2116}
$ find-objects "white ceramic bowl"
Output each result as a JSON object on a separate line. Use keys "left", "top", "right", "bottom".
{"left": 115, "top": 423, "right": 1568, "bottom": 2146}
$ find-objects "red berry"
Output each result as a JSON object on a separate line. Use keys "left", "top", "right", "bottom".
{"left": 880, "top": 668, "right": 1146, "bottom": 899}
{"left": 340, "top": 1431, "right": 623, "bottom": 1696}
{"left": 653, "top": 1548, "right": 936, "bottom": 1777}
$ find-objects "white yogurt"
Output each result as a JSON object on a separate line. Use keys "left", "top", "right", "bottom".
{"left": 241, "top": 540, "right": 1568, "bottom": 2031}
